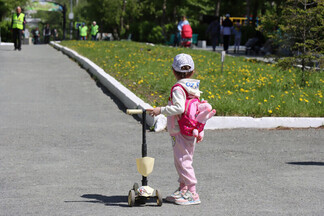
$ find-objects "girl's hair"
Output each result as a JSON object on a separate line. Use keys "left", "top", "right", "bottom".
{"left": 173, "top": 65, "right": 194, "bottom": 79}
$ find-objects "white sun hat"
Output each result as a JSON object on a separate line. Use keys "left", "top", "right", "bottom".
{"left": 172, "top": 53, "right": 195, "bottom": 73}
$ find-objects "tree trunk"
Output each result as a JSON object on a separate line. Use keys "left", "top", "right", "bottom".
{"left": 246, "top": 0, "right": 251, "bottom": 25}
{"left": 301, "top": 0, "right": 307, "bottom": 86}
{"left": 215, "top": 0, "right": 221, "bottom": 17}
{"left": 120, "top": 0, "right": 126, "bottom": 38}
{"left": 162, "top": 0, "right": 167, "bottom": 40}
{"left": 252, "top": 0, "right": 259, "bottom": 27}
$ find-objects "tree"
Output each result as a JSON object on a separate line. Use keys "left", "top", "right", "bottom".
{"left": 278, "top": 0, "right": 323, "bottom": 85}
{"left": 82, "top": 0, "right": 142, "bottom": 38}
{"left": 0, "top": 0, "right": 29, "bottom": 21}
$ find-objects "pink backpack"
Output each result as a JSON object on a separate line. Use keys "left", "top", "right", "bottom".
{"left": 170, "top": 84, "right": 205, "bottom": 136}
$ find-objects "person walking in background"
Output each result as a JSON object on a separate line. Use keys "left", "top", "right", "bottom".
{"left": 176, "top": 16, "right": 190, "bottom": 46}
{"left": 11, "top": 6, "right": 26, "bottom": 51}
{"left": 53, "top": 28, "right": 58, "bottom": 41}
{"left": 222, "top": 14, "right": 233, "bottom": 53}
{"left": 90, "top": 21, "right": 99, "bottom": 41}
{"left": 233, "top": 22, "right": 242, "bottom": 53}
{"left": 219, "top": 17, "right": 224, "bottom": 47}
{"left": 43, "top": 24, "right": 51, "bottom": 44}
{"left": 33, "top": 27, "right": 40, "bottom": 44}
{"left": 79, "top": 23, "right": 88, "bottom": 40}
{"left": 207, "top": 17, "right": 220, "bottom": 51}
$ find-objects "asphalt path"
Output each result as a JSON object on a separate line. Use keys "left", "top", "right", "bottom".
{"left": 0, "top": 44, "right": 323, "bottom": 216}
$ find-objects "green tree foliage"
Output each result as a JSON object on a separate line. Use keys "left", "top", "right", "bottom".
{"left": 81, "top": 0, "right": 141, "bottom": 38}
{"left": 259, "top": 0, "right": 323, "bottom": 85}
{"left": 0, "top": 0, "right": 29, "bottom": 21}
{"left": 80, "top": 0, "right": 260, "bottom": 42}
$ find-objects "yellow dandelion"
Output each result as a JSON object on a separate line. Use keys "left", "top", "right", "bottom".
{"left": 268, "top": 110, "right": 273, "bottom": 114}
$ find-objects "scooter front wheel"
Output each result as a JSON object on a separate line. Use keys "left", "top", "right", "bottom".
{"left": 128, "top": 189, "right": 136, "bottom": 207}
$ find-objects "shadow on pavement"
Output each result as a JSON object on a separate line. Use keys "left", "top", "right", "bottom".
{"left": 64, "top": 194, "right": 129, "bottom": 207}
{"left": 82, "top": 194, "right": 129, "bottom": 207}
{"left": 286, "top": 161, "right": 324, "bottom": 166}
{"left": 64, "top": 194, "right": 163, "bottom": 207}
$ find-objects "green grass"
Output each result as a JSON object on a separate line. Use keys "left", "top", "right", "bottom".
{"left": 60, "top": 40, "right": 324, "bottom": 117}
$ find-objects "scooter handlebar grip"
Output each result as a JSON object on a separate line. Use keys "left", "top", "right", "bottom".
{"left": 126, "top": 109, "right": 143, "bottom": 115}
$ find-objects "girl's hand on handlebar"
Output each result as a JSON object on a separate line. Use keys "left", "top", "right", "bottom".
{"left": 146, "top": 107, "right": 161, "bottom": 116}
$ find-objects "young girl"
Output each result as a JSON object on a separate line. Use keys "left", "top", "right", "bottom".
{"left": 148, "top": 53, "right": 202, "bottom": 205}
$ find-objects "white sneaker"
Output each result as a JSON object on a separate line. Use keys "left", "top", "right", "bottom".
{"left": 174, "top": 191, "right": 201, "bottom": 205}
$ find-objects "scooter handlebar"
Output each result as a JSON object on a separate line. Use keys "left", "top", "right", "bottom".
{"left": 126, "top": 109, "right": 143, "bottom": 115}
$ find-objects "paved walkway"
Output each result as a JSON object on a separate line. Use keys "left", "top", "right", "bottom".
{"left": 0, "top": 44, "right": 323, "bottom": 215}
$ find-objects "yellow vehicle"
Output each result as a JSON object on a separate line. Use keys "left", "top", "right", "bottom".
{"left": 222, "top": 16, "right": 259, "bottom": 26}
{"left": 230, "top": 17, "right": 248, "bottom": 25}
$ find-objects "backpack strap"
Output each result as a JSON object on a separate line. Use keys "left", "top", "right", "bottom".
{"left": 170, "top": 83, "right": 200, "bottom": 115}
{"left": 169, "top": 83, "right": 188, "bottom": 101}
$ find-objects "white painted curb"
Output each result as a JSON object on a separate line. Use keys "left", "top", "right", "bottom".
{"left": 51, "top": 42, "right": 324, "bottom": 130}
{"left": 50, "top": 41, "right": 166, "bottom": 128}
{"left": 0, "top": 42, "right": 14, "bottom": 46}
{"left": 205, "top": 117, "right": 324, "bottom": 129}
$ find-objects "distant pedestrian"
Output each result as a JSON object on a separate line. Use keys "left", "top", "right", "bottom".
{"left": 43, "top": 24, "right": 51, "bottom": 44}
{"left": 79, "top": 23, "right": 88, "bottom": 40}
{"left": 222, "top": 14, "right": 233, "bottom": 53}
{"left": 90, "top": 21, "right": 99, "bottom": 41}
{"left": 11, "top": 6, "right": 26, "bottom": 51}
{"left": 33, "top": 27, "right": 40, "bottom": 44}
{"left": 207, "top": 17, "right": 220, "bottom": 51}
{"left": 233, "top": 22, "right": 242, "bottom": 53}
{"left": 53, "top": 28, "right": 58, "bottom": 41}
{"left": 176, "top": 16, "right": 190, "bottom": 46}
{"left": 219, "top": 17, "right": 224, "bottom": 47}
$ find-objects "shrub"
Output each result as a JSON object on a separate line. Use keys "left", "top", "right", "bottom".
{"left": 0, "top": 20, "right": 13, "bottom": 42}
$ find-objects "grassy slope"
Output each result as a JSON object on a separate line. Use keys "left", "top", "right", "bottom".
{"left": 60, "top": 40, "right": 324, "bottom": 117}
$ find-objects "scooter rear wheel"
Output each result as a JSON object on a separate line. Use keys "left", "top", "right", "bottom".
{"left": 156, "top": 189, "right": 163, "bottom": 206}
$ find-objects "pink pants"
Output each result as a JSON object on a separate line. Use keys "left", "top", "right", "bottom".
{"left": 172, "top": 133, "right": 197, "bottom": 192}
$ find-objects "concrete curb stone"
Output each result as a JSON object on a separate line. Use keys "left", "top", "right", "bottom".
{"left": 50, "top": 41, "right": 164, "bottom": 128}
{"left": 50, "top": 42, "right": 324, "bottom": 130}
